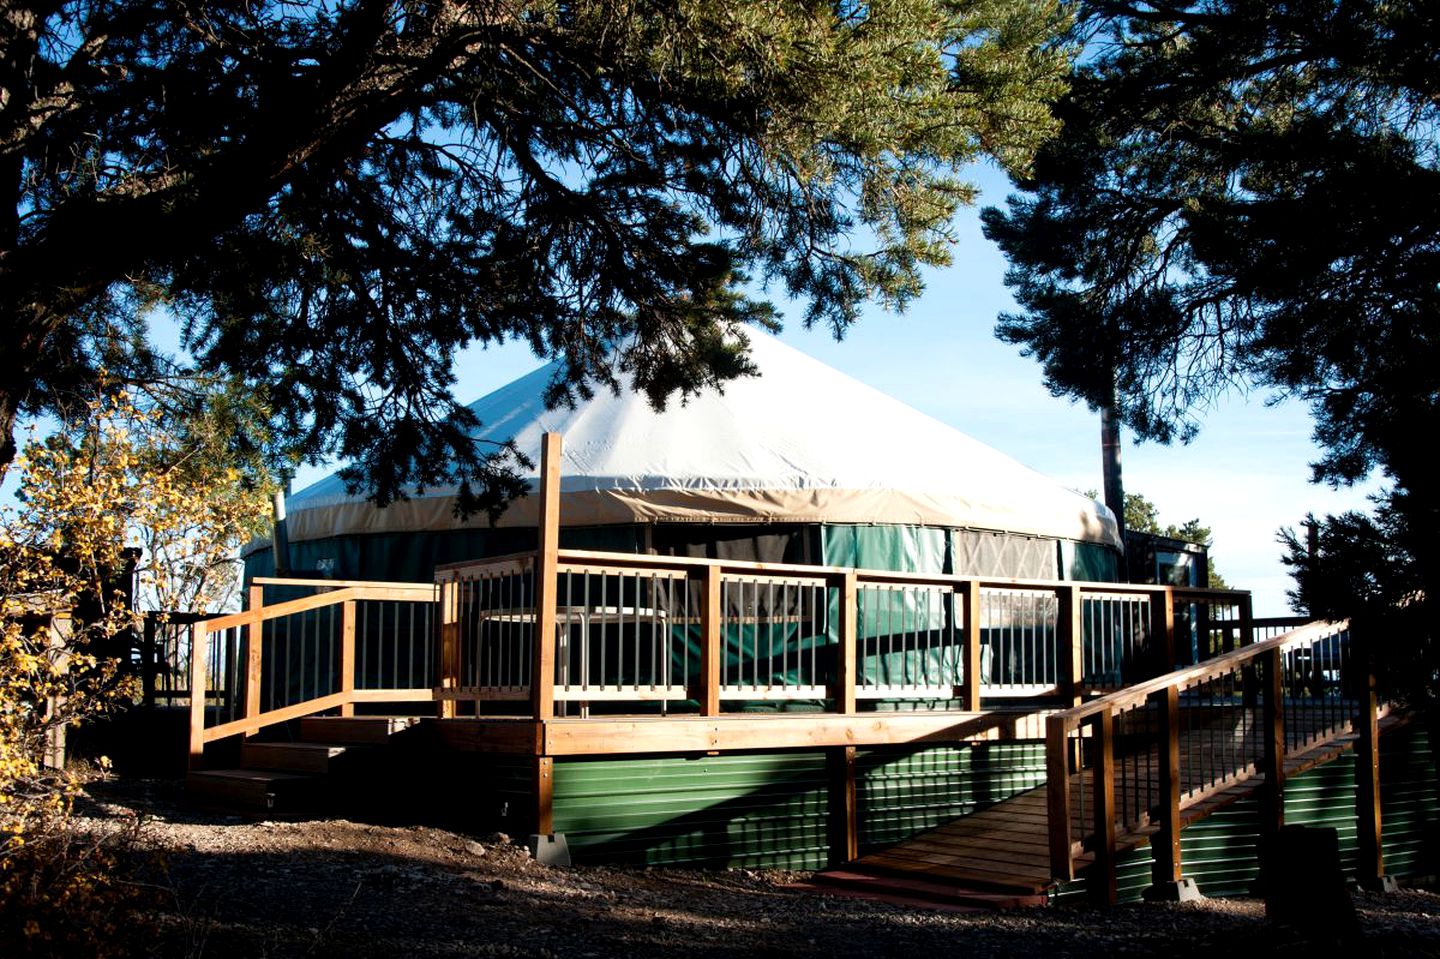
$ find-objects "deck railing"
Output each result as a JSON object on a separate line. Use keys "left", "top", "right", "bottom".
{"left": 140, "top": 611, "right": 222, "bottom": 710}
{"left": 1044, "top": 618, "right": 1367, "bottom": 904}
{"left": 186, "top": 578, "right": 437, "bottom": 767}
{"left": 436, "top": 549, "right": 1252, "bottom": 719}
{"left": 186, "top": 558, "right": 1253, "bottom": 772}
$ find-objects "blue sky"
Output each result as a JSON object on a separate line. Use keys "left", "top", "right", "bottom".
{"left": 362, "top": 162, "right": 1379, "bottom": 617}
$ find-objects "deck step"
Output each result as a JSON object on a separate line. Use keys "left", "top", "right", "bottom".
{"left": 186, "top": 768, "right": 326, "bottom": 811}
{"left": 241, "top": 741, "right": 355, "bottom": 774}
{"left": 298, "top": 716, "right": 422, "bottom": 744}
{"left": 793, "top": 868, "right": 1047, "bottom": 911}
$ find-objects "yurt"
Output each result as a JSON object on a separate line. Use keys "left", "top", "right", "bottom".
{"left": 243, "top": 331, "right": 1120, "bottom": 583}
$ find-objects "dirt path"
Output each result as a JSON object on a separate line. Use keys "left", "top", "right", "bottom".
{"left": 76, "top": 778, "right": 1440, "bottom": 958}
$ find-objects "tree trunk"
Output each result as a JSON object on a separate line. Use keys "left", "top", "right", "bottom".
{"left": 0, "top": 379, "right": 20, "bottom": 480}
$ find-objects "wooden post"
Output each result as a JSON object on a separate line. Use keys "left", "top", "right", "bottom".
{"left": 244, "top": 584, "right": 264, "bottom": 726}
{"left": 1092, "top": 708, "right": 1118, "bottom": 906}
{"left": 1261, "top": 646, "right": 1286, "bottom": 835}
{"left": 245, "top": 615, "right": 263, "bottom": 729}
{"left": 831, "top": 570, "right": 857, "bottom": 715}
{"left": 438, "top": 577, "right": 459, "bottom": 718}
{"left": 1059, "top": 585, "right": 1084, "bottom": 708}
{"left": 828, "top": 745, "right": 859, "bottom": 865}
{"left": 339, "top": 599, "right": 357, "bottom": 717}
{"left": 1238, "top": 594, "right": 1255, "bottom": 650}
{"left": 1151, "top": 589, "right": 1176, "bottom": 678}
{"left": 531, "top": 432, "right": 562, "bottom": 722}
{"left": 961, "top": 581, "right": 982, "bottom": 712}
{"left": 1239, "top": 597, "right": 1260, "bottom": 709}
{"left": 1046, "top": 715, "right": 1075, "bottom": 881}
{"left": 1152, "top": 685, "right": 1183, "bottom": 886}
{"left": 1355, "top": 633, "right": 1384, "bottom": 888}
{"left": 534, "top": 755, "right": 554, "bottom": 835}
{"left": 188, "top": 621, "right": 209, "bottom": 771}
{"left": 141, "top": 613, "right": 157, "bottom": 710}
{"left": 698, "top": 565, "right": 723, "bottom": 716}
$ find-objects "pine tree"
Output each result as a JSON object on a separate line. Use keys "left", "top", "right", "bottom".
{"left": 987, "top": 1, "right": 1437, "bottom": 699}
{"left": 1, "top": 0, "right": 1071, "bottom": 514}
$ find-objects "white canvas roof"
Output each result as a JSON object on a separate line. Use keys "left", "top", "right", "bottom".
{"left": 282, "top": 331, "right": 1121, "bottom": 548}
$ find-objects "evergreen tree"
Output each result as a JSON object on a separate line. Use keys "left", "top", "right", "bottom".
{"left": 985, "top": 1, "right": 1437, "bottom": 699}
{"left": 1, "top": 0, "right": 1071, "bottom": 516}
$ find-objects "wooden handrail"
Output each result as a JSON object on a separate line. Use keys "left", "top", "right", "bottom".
{"left": 444, "top": 546, "right": 1252, "bottom": 604}
{"left": 1046, "top": 615, "right": 1358, "bottom": 903}
{"left": 1210, "top": 615, "right": 1310, "bottom": 629}
{"left": 433, "top": 550, "right": 542, "bottom": 575}
{"left": 548, "top": 548, "right": 1252, "bottom": 601}
{"left": 251, "top": 576, "right": 437, "bottom": 592}
{"left": 1051, "top": 619, "right": 1348, "bottom": 729}
{"left": 201, "top": 688, "right": 440, "bottom": 743}
{"left": 202, "top": 586, "right": 363, "bottom": 632}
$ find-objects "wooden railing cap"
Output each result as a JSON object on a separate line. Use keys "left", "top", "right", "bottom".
{"left": 1052, "top": 618, "right": 1350, "bottom": 727}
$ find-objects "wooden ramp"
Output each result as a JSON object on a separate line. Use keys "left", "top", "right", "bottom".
{"left": 853, "top": 784, "right": 1063, "bottom": 894}
{"left": 834, "top": 708, "right": 1405, "bottom": 899}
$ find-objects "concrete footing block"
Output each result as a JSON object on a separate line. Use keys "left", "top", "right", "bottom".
{"left": 1143, "top": 878, "right": 1204, "bottom": 902}
{"left": 527, "top": 833, "right": 571, "bottom": 867}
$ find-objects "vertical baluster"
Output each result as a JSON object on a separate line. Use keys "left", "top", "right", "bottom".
{"left": 719, "top": 579, "right": 729, "bottom": 691}
{"left": 476, "top": 576, "right": 485, "bottom": 691}
{"left": 1261, "top": 645, "right": 1286, "bottom": 836}
{"left": 766, "top": 579, "right": 775, "bottom": 690}
{"left": 478, "top": 575, "right": 489, "bottom": 688}
{"left": 583, "top": 573, "right": 592, "bottom": 693}
{"left": 492, "top": 573, "right": 501, "bottom": 690}
{"left": 359, "top": 596, "right": 370, "bottom": 691}
{"left": 647, "top": 575, "right": 656, "bottom": 692}
{"left": 402, "top": 599, "right": 412, "bottom": 691}
{"left": 423, "top": 597, "right": 433, "bottom": 690}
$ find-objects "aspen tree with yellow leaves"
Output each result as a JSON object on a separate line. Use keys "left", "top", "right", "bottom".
{"left": 0, "top": 386, "right": 273, "bottom": 955}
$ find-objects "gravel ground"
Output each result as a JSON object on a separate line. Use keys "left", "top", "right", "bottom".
{"left": 74, "top": 777, "right": 1440, "bottom": 959}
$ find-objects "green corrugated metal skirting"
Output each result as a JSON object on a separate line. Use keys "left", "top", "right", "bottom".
{"left": 1380, "top": 724, "right": 1440, "bottom": 878}
{"left": 856, "top": 743, "right": 1048, "bottom": 852}
{"left": 1054, "top": 721, "right": 1439, "bottom": 902}
{"left": 551, "top": 743, "right": 1053, "bottom": 870}
{"left": 553, "top": 752, "right": 832, "bottom": 869}
{"left": 498, "top": 724, "right": 1434, "bottom": 881}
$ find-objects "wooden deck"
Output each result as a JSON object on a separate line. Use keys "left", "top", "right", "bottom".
{"left": 857, "top": 785, "right": 1061, "bottom": 893}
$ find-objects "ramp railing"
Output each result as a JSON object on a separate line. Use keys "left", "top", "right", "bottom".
{"left": 1045, "top": 619, "right": 1366, "bottom": 904}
